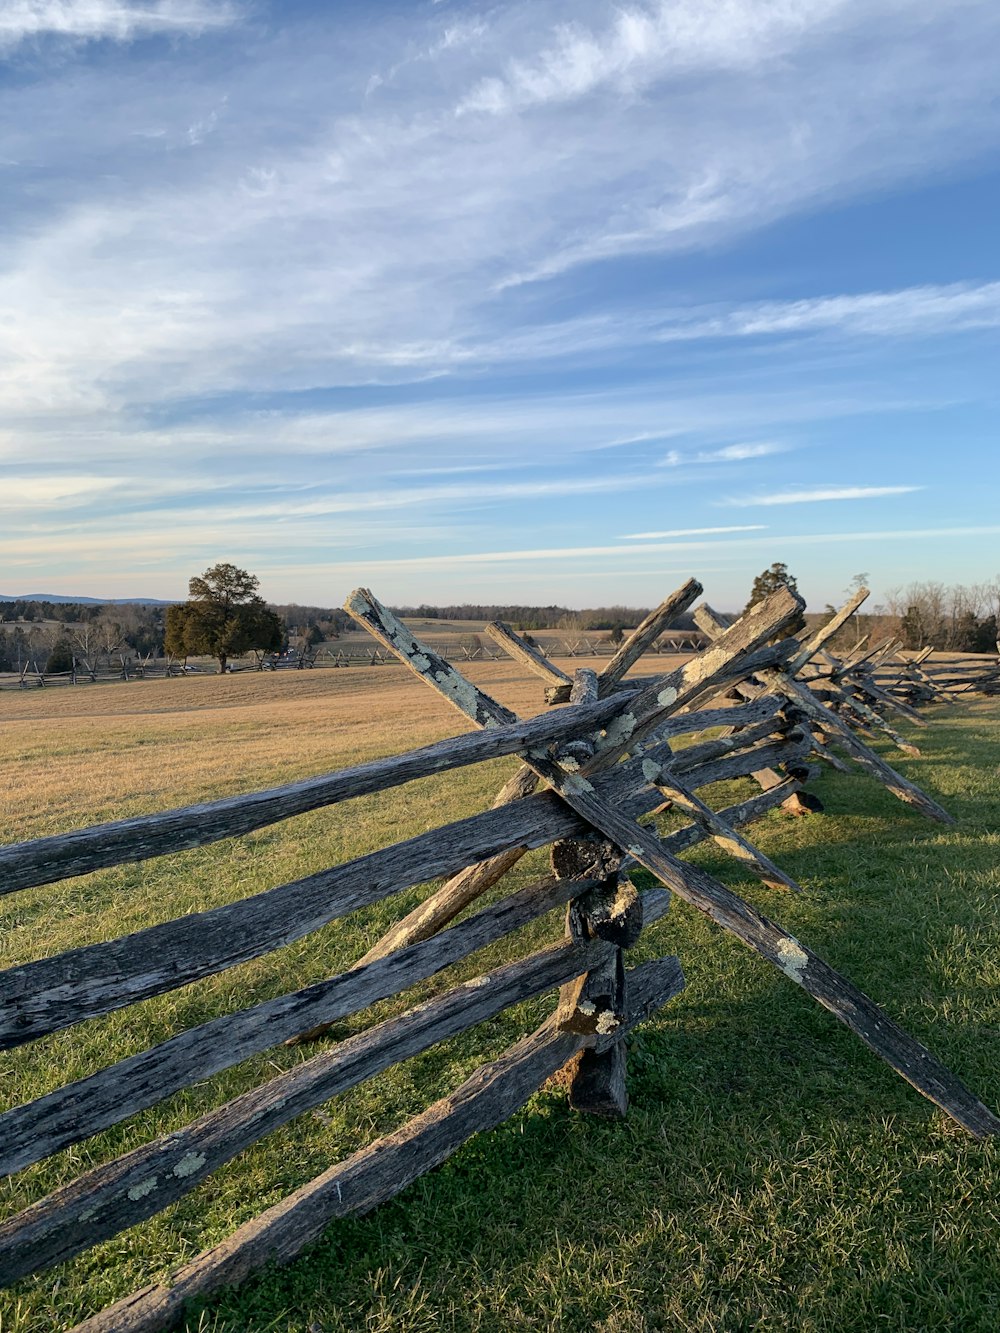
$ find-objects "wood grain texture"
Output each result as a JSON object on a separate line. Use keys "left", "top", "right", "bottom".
{"left": 0, "top": 788, "right": 610, "bottom": 1048}
{"left": 598, "top": 580, "right": 702, "bottom": 690}
{"left": 512, "top": 753, "right": 998, "bottom": 1139}
{"left": 0, "top": 937, "right": 617, "bottom": 1283}
{"left": 68, "top": 956, "right": 685, "bottom": 1333}
{"left": 0, "top": 875, "right": 599, "bottom": 1176}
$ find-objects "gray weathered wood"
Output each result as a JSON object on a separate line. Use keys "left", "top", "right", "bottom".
{"left": 764, "top": 672, "right": 955, "bottom": 824}
{"left": 694, "top": 605, "right": 952, "bottom": 823}
{"left": 345, "top": 585, "right": 803, "bottom": 775}
{"left": 0, "top": 788, "right": 618, "bottom": 1049}
{"left": 671, "top": 732, "right": 813, "bottom": 792}
{"left": 355, "top": 764, "right": 541, "bottom": 967}
{"left": 551, "top": 836, "right": 632, "bottom": 1116}
{"left": 67, "top": 956, "right": 684, "bottom": 1333}
{"left": 584, "top": 590, "right": 805, "bottom": 770}
{"left": 647, "top": 760, "right": 802, "bottom": 892}
{"left": 521, "top": 749, "right": 1000, "bottom": 1138}
{"left": 346, "top": 588, "right": 517, "bottom": 729}
{"left": 346, "top": 587, "right": 799, "bottom": 968}
{"left": 359, "top": 723, "right": 803, "bottom": 971}
{"left": 834, "top": 678, "right": 923, "bottom": 753}
{"left": 660, "top": 778, "right": 804, "bottom": 857}
{"left": 483, "top": 621, "right": 571, "bottom": 685}
{"left": 340, "top": 596, "right": 990, "bottom": 1131}
{"left": 0, "top": 936, "right": 617, "bottom": 1283}
{"left": 787, "top": 587, "right": 869, "bottom": 676}
{"left": 598, "top": 580, "right": 703, "bottom": 690}
{"left": 0, "top": 874, "right": 599, "bottom": 1176}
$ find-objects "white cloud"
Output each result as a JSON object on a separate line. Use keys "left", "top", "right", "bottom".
{"left": 619, "top": 525, "right": 767, "bottom": 539}
{"left": 457, "top": 0, "right": 846, "bottom": 117}
{"left": 2, "top": 3, "right": 999, "bottom": 416}
{"left": 722, "top": 485, "right": 922, "bottom": 507}
{"left": 0, "top": 474, "right": 125, "bottom": 506}
{"left": 0, "top": 0, "right": 239, "bottom": 52}
{"left": 699, "top": 442, "right": 787, "bottom": 462}
{"left": 659, "top": 441, "right": 789, "bottom": 468}
{"left": 652, "top": 283, "right": 1000, "bottom": 343}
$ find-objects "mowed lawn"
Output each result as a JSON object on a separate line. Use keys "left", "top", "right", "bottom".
{"left": 1, "top": 665, "right": 999, "bottom": 1332}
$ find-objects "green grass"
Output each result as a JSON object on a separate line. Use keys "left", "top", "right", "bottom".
{"left": 1, "top": 688, "right": 1000, "bottom": 1332}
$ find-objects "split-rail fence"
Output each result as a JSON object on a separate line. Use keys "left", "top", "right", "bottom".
{"left": 0, "top": 577, "right": 997, "bottom": 1331}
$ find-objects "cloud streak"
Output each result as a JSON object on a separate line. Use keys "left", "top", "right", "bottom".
{"left": 0, "top": 0, "right": 238, "bottom": 51}
{"left": 722, "top": 485, "right": 923, "bottom": 507}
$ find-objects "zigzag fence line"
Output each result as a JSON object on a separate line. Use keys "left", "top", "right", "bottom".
{"left": 0, "top": 578, "right": 997, "bottom": 1331}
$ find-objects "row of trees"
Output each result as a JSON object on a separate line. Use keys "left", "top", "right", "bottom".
{"left": 4, "top": 562, "right": 998, "bottom": 678}
{"left": 746, "top": 563, "right": 1000, "bottom": 653}
{"left": 0, "top": 573, "right": 353, "bottom": 674}
{"left": 393, "top": 603, "right": 695, "bottom": 632}
{"left": 883, "top": 579, "right": 1000, "bottom": 652}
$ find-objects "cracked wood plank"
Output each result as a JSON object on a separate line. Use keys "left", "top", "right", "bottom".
{"left": 597, "top": 579, "right": 703, "bottom": 691}
{"left": 787, "top": 587, "right": 869, "bottom": 676}
{"left": 0, "top": 874, "right": 599, "bottom": 1176}
{"left": 483, "top": 621, "right": 571, "bottom": 686}
{"left": 67, "top": 957, "right": 684, "bottom": 1333}
{"left": 0, "top": 693, "right": 629, "bottom": 899}
{"left": 0, "top": 937, "right": 618, "bottom": 1283}
{"left": 645, "top": 760, "right": 802, "bottom": 893}
{"left": 520, "top": 753, "right": 1000, "bottom": 1140}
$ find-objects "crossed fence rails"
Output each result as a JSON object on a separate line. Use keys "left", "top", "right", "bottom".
{"left": 0, "top": 578, "right": 996, "bottom": 1331}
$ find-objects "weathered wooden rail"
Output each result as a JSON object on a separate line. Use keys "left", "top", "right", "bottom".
{"left": 1, "top": 577, "right": 996, "bottom": 1332}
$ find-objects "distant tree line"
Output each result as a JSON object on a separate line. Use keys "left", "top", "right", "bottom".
{"left": 390, "top": 603, "right": 698, "bottom": 632}
{"left": 883, "top": 579, "right": 1000, "bottom": 652}
{"left": 4, "top": 566, "right": 997, "bottom": 676}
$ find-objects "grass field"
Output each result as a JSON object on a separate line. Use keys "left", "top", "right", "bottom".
{"left": 1, "top": 666, "right": 999, "bottom": 1332}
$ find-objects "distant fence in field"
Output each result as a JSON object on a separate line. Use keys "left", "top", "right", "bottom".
{"left": 1, "top": 578, "right": 998, "bottom": 1330}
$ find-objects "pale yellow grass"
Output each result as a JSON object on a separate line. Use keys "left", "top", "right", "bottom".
{"left": 1, "top": 655, "right": 681, "bottom": 846}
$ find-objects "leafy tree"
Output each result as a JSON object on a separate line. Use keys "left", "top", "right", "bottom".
{"left": 45, "top": 639, "right": 75, "bottom": 674}
{"left": 744, "top": 561, "right": 800, "bottom": 614}
{"left": 165, "top": 563, "right": 283, "bottom": 674}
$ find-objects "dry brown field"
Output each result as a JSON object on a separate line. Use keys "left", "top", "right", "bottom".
{"left": 0, "top": 654, "right": 684, "bottom": 846}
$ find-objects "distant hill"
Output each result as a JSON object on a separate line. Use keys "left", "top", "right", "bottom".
{"left": 0, "top": 594, "right": 176, "bottom": 606}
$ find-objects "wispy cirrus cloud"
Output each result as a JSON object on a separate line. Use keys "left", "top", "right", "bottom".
{"left": 2, "top": 1, "right": 1000, "bottom": 416}
{"left": 456, "top": 0, "right": 847, "bottom": 116}
{"left": 619, "top": 525, "right": 767, "bottom": 539}
{"left": 651, "top": 283, "right": 1000, "bottom": 344}
{"left": 660, "top": 441, "right": 788, "bottom": 467}
{"left": 722, "top": 485, "right": 922, "bottom": 507}
{"left": 0, "top": 0, "right": 239, "bottom": 52}
{"left": 1, "top": 0, "right": 998, "bottom": 604}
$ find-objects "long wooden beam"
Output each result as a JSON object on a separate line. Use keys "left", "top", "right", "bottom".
{"left": 0, "top": 874, "right": 600, "bottom": 1176}
{"left": 598, "top": 579, "right": 703, "bottom": 690}
{"left": 0, "top": 936, "right": 619, "bottom": 1282}
{"left": 66, "top": 957, "right": 685, "bottom": 1333}
{"left": 523, "top": 753, "right": 998, "bottom": 1137}
{"left": 0, "top": 692, "right": 631, "bottom": 897}
{"left": 483, "top": 620, "right": 571, "bottom": 686}
{"left": 693, "top": 605, "right": 953, "bottom": 824}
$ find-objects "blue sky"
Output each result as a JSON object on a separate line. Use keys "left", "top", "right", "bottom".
{"left": 1, "top": 0, "right": 998, "bottom": 611}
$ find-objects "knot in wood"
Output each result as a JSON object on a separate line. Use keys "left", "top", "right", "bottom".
{"left": 554, "top": 738, "right": 596, "bottom": 769}
{"left": 551, "top": 836, "right": 623, "bottom": 882}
